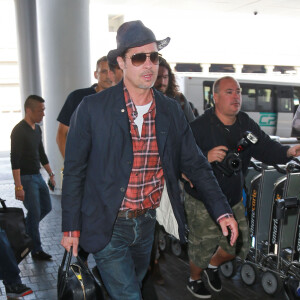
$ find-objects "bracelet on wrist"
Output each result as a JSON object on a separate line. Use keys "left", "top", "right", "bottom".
{"left": 217, "top": 213, "right": 233, "bottom": 223}
{"left": 48, "top": 172, "right": 55, "bottom": 177}
{"left": 15, "top": 185, "right": 23, "bottom": 191}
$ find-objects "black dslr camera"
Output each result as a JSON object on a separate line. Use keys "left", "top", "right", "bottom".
{"left": 213, "top": 131, "right": 258, "bottom": 176}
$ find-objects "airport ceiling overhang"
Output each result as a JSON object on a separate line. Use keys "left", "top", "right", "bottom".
{"left": 90, "top": 0, "right": 300, "bottom": 66}
{"left": 95, "top": 0, "right": 300, "bottom": 17}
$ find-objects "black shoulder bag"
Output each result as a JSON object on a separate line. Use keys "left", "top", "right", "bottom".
{"left": 0, "top": 198, "right": 33, "bottom": 263}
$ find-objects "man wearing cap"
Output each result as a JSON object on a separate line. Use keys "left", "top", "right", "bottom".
{"left": 61, "top": 20, "right": 238, "bottom": 300}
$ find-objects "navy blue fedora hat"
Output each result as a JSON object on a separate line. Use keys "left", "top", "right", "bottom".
{"left": 107, "top": 20, "right": 170, "bottom": 64}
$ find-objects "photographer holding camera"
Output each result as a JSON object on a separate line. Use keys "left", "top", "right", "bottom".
{"left": 184, "top": 76, "right": 300, "bottom": 299}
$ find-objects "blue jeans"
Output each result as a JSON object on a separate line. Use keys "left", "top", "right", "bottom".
{"left": 93, "top": 209, "right": 156, "bottom": 300}
{"left": 0, "top": 228, "right": 21, "bottom": 286}
{"left": 21, "top": 174, "right": 52, "bottom": 253}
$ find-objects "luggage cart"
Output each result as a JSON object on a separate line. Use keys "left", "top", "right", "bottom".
{"left": 247, "top": 160, "right": 300, "bottom": 296}
{"left": 220, "top": 159, "right": 300, "bottom": 298}
{"left": 220, "top": 161, "right": 262, "bottom": 279}
{"left": 260, "top": 196, "right": 300, "bottom": 296}
{"left": 244, "top": 160, "right": 262, "bottom": 214}
{"left": 284, "top": 217, "right": 300, "bottom": 299}
{"left": 220, "top": 161, "right": 283, "bottom": 279}
{"left": 238, "top": 163, "right": 286, "bottom": 287}
{"left": 157, "top": 225, "right": 188, "bottom": 259}
{"left": 282, "top": 162, "right": 300, "bottom": 299}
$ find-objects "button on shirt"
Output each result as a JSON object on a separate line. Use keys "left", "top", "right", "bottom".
{"left": 120, "top": 86, "right": 164, "bottom": 211}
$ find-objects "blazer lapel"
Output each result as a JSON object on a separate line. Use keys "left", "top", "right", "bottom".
{"left": 110, "top": 85, "right": 170, "bottom": 159}
{"left": 112, "top": 82, "right": 133, "bottom": 147}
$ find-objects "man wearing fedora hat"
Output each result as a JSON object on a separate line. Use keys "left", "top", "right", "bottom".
{"left": 61, "top": 20, "right": 238, "bottom": 300}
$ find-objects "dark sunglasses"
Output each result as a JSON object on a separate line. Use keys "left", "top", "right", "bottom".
{"left": 126, "top": 52, "right": 161, "bottom": 67}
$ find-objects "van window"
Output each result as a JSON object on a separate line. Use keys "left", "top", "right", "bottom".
{"left": 277, "top": 87, "right": 293, "bottom": 112}
{"left": 257, "top": 87, "right": 273, "bottom": 112}
{"left": 241, "top": 86, "right": 256, "bottom": 111}
{"left": 203, "top": 81, "right": 214, "bottom": 109}
{"left": 293, "top": 87, "right": 300, "bottom": 107}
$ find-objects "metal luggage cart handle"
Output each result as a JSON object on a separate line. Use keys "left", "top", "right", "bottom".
{"left": 274, "top": 197, "right": 300, "bottom": 220}
{"left": 274, "top": 197, "right": 300, "bottom": 269}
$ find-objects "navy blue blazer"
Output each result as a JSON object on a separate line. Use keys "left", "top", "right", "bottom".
{"left": 62, "top": 80, "right": 232, "bottom": 253}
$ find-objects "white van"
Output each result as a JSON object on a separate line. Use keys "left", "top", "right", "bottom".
{"left": 176, "top": 73, "right": 300, "bottom": 137}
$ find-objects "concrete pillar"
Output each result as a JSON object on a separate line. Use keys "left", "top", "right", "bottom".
{"left": 234, "top": 64, "right": 243, "bottom": 74}
{"left": 201, "top": 63, "right": 211, "bottom": 74}
{"left": 265, "top": 65, "right": 274, "bottom": 74}
{"left": 36, "top": 0, "right": 91, "bottom": 191}
{"left": 14, "top": 0, "right": 41, "bottom": 116}
{"left": 169, "top": 63, "right": 176, "bottom": 72}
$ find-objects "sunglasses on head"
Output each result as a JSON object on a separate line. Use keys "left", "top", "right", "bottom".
{"left": 126, "top": 52, "right": 162, "bottom": 67}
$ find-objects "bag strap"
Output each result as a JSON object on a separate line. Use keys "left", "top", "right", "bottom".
{"left": 60, "top": 247, "right": 96, "bottom": 279}
{"left": 76, "top": 255, "right": 96, "bottom": 278}
{"left": 60, "top": 247, "right": 73, "bottom": 277}
{"left": 0, "top": 198, "right": 7, "bottom": 209}
{"left": 70, "top": 264, "right": 86, "bottom": 299}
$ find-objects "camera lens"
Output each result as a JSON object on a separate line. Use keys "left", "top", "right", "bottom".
{"left": 226, "top": 153, "right": 242, "bottom": 172}
{"left": 230, "top": 159, "right": 240, "bottom": 169}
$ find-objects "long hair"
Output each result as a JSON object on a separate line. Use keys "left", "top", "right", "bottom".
{"left": 159, "top": 57, "right": 180, "bottom": 98}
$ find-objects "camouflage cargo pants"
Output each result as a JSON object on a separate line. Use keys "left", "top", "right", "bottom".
{"left": 185, "top": 194, "right": 250, "bottom": 268}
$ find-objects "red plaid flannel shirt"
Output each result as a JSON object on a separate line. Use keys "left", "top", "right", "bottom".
{"left": 120, "top": 87, "right": 164, "bottom": 211}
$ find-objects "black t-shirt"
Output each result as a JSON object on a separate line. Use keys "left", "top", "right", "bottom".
{"left": 10, "top": 120, "right": 49, "bottom": 175}
{"left": 57, "top": 85, "right": 97, "bottom": 126}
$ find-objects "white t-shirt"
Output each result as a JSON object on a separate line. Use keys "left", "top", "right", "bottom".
{"left": 135, "top": 101, "right": 152, "bottom": 136}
